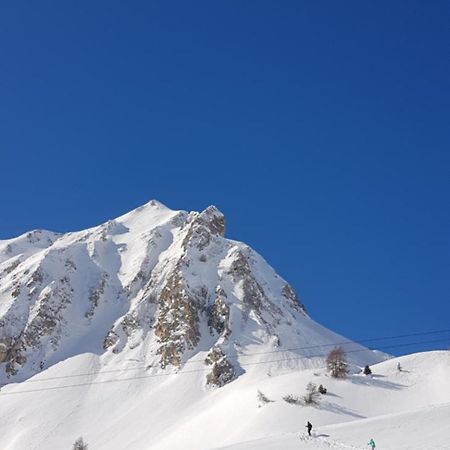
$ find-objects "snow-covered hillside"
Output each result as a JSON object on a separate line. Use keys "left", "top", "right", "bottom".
{"left": 1, "top": 200, "right": 447, "bottom": 450}
{"left": 214, "top": 352, "right": 450, "bottom": 450}
{"left": 0, "top": 350, "right": 448, "bottom": 449}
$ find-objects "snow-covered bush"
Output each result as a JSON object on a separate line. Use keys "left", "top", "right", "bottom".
{"left": 282, "top": 394, "right": 302, "bottom": 405}
{"left": 303, "top": 382, "right": 320, "bottom": 405}
{"left": 257, "top": 390, "right": 273, "bottom": 406}
{"left": 72, "top": 437, "right": 88, "bottom": 450}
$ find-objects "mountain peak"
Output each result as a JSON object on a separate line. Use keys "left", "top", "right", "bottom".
{"left": 141, "top": 198, "right": 170, "bottom": 210}
{"left": 0, "top": 201, "right": 382, "bottom": 389}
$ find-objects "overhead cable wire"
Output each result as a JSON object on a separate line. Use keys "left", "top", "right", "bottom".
{"left": 0, "top": 336, "right": 449, "bottom": 396}
{"left": 2, "top": 327, "right": 449, "bottom": 387}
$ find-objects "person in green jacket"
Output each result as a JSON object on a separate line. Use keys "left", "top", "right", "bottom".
{"left": 368, "top": 438, "right": 376, "bottom": 449}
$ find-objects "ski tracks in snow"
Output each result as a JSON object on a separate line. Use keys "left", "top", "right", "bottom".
{"left": 299, "top": 433, "right": 365, "bottom": 449}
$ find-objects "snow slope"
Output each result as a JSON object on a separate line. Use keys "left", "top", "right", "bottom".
{"left": 0, "top": 351, "right": 448, "bottom": 449}
{"left": 214, "top": 351, "right": 450, "bottom": 450}
{"left": 215, "top": 400, "right": 450, "bottom": 450}
{"left": 215, "top": 405, "right": 450, "bottom": 450}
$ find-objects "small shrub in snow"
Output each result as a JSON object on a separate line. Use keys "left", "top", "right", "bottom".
{"left": 303, "top": 382, "right": 320, "bottom": 405}
{"left": 72, "top": 437, "right": 88, "bottom": 450}
{"left": 282, "top": 394, "right": 302, "bottom": 405}
{"left": 363, "top": 365, "right": 372, "bottom": 375}
{"left": 326, "top": 347, "right": 348, "bottom": 379}
{"left": 318, "top": 384, "right": 327, "bottom": 394}
{"left": 257, "top": 390, "right": 273, "bottom": 406}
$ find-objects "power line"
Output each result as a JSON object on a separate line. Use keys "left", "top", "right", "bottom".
{"left": 0, "top": 336, "right": 448, "bottom": 397}
{"left": 238, "top": 327, "right": 450, "bottom": 357}
{"left": 2, "top": 327, "right": 449, "bottom": 388}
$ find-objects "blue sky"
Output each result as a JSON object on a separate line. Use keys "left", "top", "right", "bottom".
{"left": 1, "top": 1, "right": 449, "bottom": 354}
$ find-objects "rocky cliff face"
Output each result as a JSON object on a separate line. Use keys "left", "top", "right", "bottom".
{"left": 1, "top": 200, "right": 375, "bottom": 389}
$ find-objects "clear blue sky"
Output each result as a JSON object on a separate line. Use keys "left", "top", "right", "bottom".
{"left": 1, "top": 1, "right": 449, "bottom": 355}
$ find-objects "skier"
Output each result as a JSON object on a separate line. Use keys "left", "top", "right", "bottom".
{"left": 306, "top": 421, "right": 312, "bottom": 436}
{"left": 368, "top": 438, "right": 376, "bottom": 449}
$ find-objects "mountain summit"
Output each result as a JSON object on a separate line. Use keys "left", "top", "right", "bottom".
{"left": 0, "top": 201, "right": 380, "bottom": 388}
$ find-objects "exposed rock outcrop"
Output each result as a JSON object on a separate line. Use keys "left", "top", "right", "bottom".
{"left": 205, "top": 346, "right": 235, "bottom": 387}
{"left": 155, "top": 270, "right": 203, "bottom": 368}
{"left": 207, "top": 286, "right": 230, "bottom": 338}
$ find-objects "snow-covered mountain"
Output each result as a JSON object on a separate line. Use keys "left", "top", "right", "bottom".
{"left": 4, "top": 201, "right": 445, "bottom": 450}
{"left": 0, "top": 200, "right": 381, "bottom": 387}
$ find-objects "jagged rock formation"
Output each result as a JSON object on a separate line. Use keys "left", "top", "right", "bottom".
{"left": 0, "top": 200, "right": 376, "bottom": 388}
{"left": 205, "top": 346, "right": 235, "bottom": 387}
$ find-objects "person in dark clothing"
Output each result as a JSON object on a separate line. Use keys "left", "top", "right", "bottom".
{"left": 306, "top": 421, "right": 312, "bottom": 436}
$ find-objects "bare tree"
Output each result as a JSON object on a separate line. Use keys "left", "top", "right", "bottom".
{"left": 72, "top": 437, "right": 88, "bottom": 450}
{"left": 326, "top": 347, "right": 348, "bottom": 378}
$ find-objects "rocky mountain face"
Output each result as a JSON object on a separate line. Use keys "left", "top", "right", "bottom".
{"left": 0, "top": 201, "right": 376, "bottom": 388}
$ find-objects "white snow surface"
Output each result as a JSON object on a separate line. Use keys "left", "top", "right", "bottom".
{"left": 1, "top": 201, "right": 446, "bottom": 449}
{"left": 0, "top": 351, "right": 448, "bottom": 449}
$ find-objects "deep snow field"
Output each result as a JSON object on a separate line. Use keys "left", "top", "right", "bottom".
{"left": 0, "top": 350, "right": 449, "bottom": 450}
